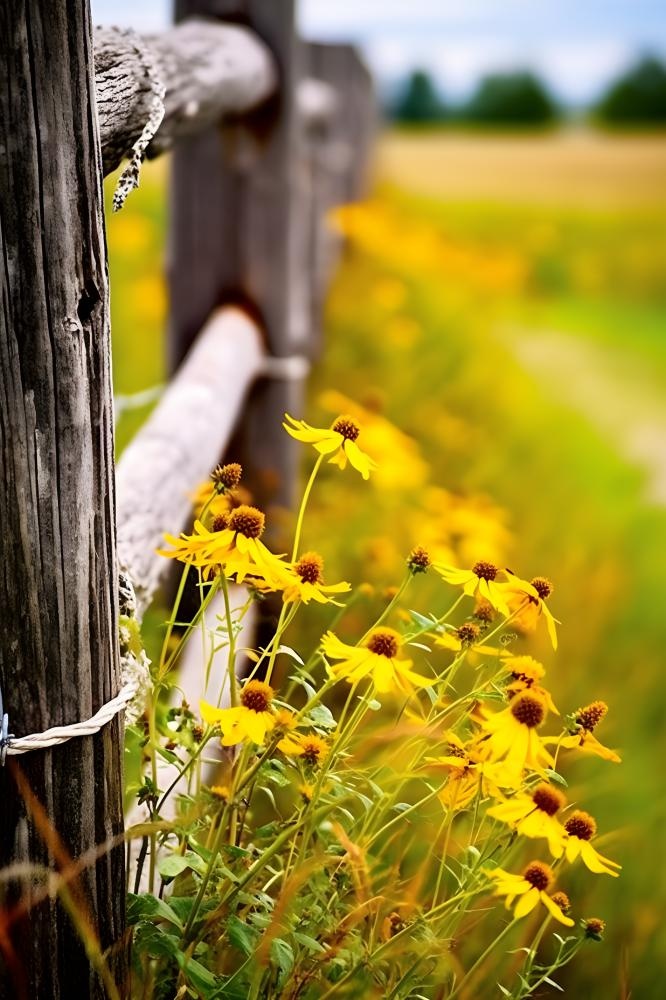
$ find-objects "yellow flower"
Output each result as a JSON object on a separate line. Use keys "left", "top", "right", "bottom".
{"left": 503, "top": 654, "right": 559, "bottom": 715}
{"left": 200, "top": 680, "right": 276, "bottom": 746}
{"left": 321, "top": 628, "right": 431, "bottom": 696}
{"left": 282, "top": 552, "right": 351, "bottom": 605}
{"left": 279, "top": 732, "right": 329, "bottom": 766}
{"left": 434, "top": 560, "right": 535, "bottom": 616}
{"left": 158, "top": 506, "right": 288, "bottom": 588}
{"left": 487, "top": 783, "right": 567, "bottom": 856}
{"left": 486, "top": 861, "right": 574, "bottom": 926}
{"left": 425, "top": 733, "right": 517, "bottom": 810}
{"left": 545, "top": 700, "right": 621, "bottom": 763}
{"left": 505, "top": 573, "right": 560, "bottom": 650}
{"left": 561, "top": 811, "right": 621, "bottom": 877}
{"left": 434, "top": 622, "right": 500, "bottom": 658}
{"left": 283, "top": 412, "right": 377, "bottom": 479}
{"left": 481, "top": 692, "right": 554, "bottom": 773}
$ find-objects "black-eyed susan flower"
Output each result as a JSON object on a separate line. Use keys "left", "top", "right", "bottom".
{"left": 584, "top": 917, "right": 606, "bottom": 940}
{"left": 283, "top": 413, "right": 377, "bottom": 479}
{"left": 481, "top": 691, "right": 554, "bottom": 773}
{"left": 486, "top": 861, "right": 574, "bottom": 926}
{"left": 434, "top": 622, "right": 500, "bottom": 658}
{"left": 503, "top": 654, "right": 559, "bottom": 715}
{"left": 561, "top": 810, "right": 621, "bottom": 877}
{"left": 487, "top": 783, "right": 567, "bottom": 856}
{"left": 321, "top": 628, "right": 431, "bottom": 696}
{"left": 407, "top": 546, "right": 431, "bottom": 574}
{"left": 505, "top": 573, "right": 560, "bottom": 649}
{"left": 425, "top": 732, "right": 517, "bottom": 810}
{"left": 279, "top": 731, "right": 329, "bottom": 766}
{"left": 282, "top": 551, "right": 351, "bottom": 606}
{"left": 211, "top": 462, "right": 242, "bottom": 494}
{"left": 550, "top": 701, "right": 621, "bottom": 763}
{"left": 200, "top": 680, "right": 276, "bottom": 746}
{"left": 434, "top": 560, "right": 535, "bottom": 616}
{"left": 550, "top": 891, "right": 571, "bottom": 916}
{"left": 158, "top": 505, "right": 288, "bottom": 589}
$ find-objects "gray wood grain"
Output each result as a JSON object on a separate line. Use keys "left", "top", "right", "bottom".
{"left": 0, "top": 2, "right": 126, "bottom": 997}
{"left": 96, "top": 18, "right": 277, "bottom": 176}
{"left": 116, "top": 307, "right": 264, "bottom": 617}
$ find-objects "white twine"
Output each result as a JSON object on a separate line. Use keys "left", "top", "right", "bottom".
{"left": 112, "top": 29, "right": 166, "bottom": 212}
{"left": 259, "top": 354, "right": 311, "bottom": 381}
{"left": 3, "top": 678, "right": 139, "bottom": 758}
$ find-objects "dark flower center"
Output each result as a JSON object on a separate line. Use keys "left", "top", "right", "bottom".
{"left": 295, "top": 552, "right": 324, "bottom": 584}
{"left": 530, "top": 576, "right": 553, "bottom": 599}
{"left": 240, "top": 681, "right": 273, "bottom": 713}
{"left": 367, "top": 629, "right": 399, "bottom": 658}
{"left": 408, "top": 546, "right": 431, "bottom": 573}
{"left": 456, "top": 623, "right": 480, "bottom": 645}
{"left": 532, "top": 783, "right": 564, "bottom": 816}
{"left": 564, "top": 810, "right": 596, "bottom": 841}
{"left": 550, "top": 891, "right": 571, "bottom": 914}
{"left": 510, "top": 693, "right": 545, "bottom": 728}
{"left": 575, "top": 700, "right": 608, "bottom": 732}
{"left": 332, "top": 415, "right": 360, "bottom": 441}
{"left": 523, "top": 861, "right": 553, "bottom": 892}
{"left": 473, "top": 560, "right": 498, "bottom": 581}
{"left": 229, "top": 505, "right": 265, "bottom": 539}
{"left": 212, "top": 513, "right": 229, "bottom": 532}
{"left": 301, "top": 737, "right": 326, "bottom": 766}
{"left": 211, "top": 462, "right": 242, "bottom": 492}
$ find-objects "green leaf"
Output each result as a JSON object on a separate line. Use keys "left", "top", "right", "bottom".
{"left": 293, "top": 932, "right": 325, "bottom": 953}
{"left": 278, "top": 645, "right": 304, "bottom": 665}
{"left": 158, "top": 851, "right": 207, "bottom": 881}
{"left": 226, "top": 914, "right": 260, "bottom": 957}
{"left": 127, "top": 892, "right": 183, "bottom": 930}
{"left": 175, "top": 951, "right": 222, "bottom": 998}
{"left": 133, "top": 921, "right": 179, "bottom": 960}
{"left": 544, "top": 768, "right": 568, "bottom": 787}
{"left": 270, "top": 938, "right": 294, "bottom": 978}
{"left": 408, "top": 609, "right": 438, "bottom": 629}
{"left": 307, "top": 703, "right": 337, "bottom": 729}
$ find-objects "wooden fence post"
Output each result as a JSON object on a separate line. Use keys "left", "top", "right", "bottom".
{"left": 0, "top": 3, "right": 125, "bottom": 997}
{"left": 169, "top": 0, "right": 306, "bottom": 515}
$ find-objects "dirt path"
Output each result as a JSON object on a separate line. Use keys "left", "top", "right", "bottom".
{"left": 501, "top": 325, "right": 666, "bottom": 505}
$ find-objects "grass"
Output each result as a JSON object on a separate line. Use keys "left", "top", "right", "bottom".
{"left": 105, "top": 129, "right": 666, "bottom": 996}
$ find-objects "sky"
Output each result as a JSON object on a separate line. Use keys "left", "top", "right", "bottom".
{"left": 92, "top": 1, "right": 666, "bottom": 106}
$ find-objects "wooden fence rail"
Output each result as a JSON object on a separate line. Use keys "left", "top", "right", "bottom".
{"left": 0, "top": 1, "right": 374, "bottom": 996}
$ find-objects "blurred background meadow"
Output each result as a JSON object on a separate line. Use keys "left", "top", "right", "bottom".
{"left": 99, "top": 0, "right": 666, "bottom": 994}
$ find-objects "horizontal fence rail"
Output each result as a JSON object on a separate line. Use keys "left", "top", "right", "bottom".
{"left": 96, "top": 19, "right": 277, "bottom": 175}
{"left": 116, "top": 306, "right": 264, "bottom": 617}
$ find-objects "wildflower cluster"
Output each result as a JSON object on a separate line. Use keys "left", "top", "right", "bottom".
{"left": 126, "top": 409, "right": 621, "bottom": 999}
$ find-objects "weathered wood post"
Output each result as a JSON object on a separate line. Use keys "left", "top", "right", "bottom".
{"left": 169, "top": 0, "right": 306, "bottom": 504}
{"left": 169, "top": 0, "right": 307, "bottom": 649}
{"left": 0, "top": 2, "right": 125, "bottom": 997}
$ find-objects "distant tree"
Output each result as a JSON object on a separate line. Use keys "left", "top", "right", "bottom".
{"left": 393, "top": 69, "right": 445, "bottom": 123}
{"left": 461, "top": 71, "right": 558, "bottom": 125}
{"left": 595, "top": 56, "right": 666, "bottom": 124}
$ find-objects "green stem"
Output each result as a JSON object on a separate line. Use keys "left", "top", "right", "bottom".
{"left": 447, "top": 919, "right": 516, "bottom": 999}
{"left": 291, "top": 453, "right": 324, "bottom": 560}
{"left": 219, "top": 575, "right": 239, "bottom": 707}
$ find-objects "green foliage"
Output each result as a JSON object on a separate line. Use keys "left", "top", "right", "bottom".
{"left": 392, "top": 69, "right": 446, "bottom": 123}
{"left": 595, "top": 56, "right": 666, "bottom": 124}
{"left": 460, "top": 71, "right": 559, "bottom": 125}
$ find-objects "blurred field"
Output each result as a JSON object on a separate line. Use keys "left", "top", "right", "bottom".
{"left": 379, "top": 128, "right": 666, "bottom": 207}
{"left": 106, "top": 128, "right": 666, "bottom": 996}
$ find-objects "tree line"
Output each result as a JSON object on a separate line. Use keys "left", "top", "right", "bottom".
{"left": 391, "top": 56, "right": 666, "bottom": 126}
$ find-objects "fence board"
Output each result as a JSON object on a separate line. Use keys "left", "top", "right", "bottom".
{"left": 116, "top": 307, "right": 264, "bottom": 616}
{"left": 0, "top": 2, "right": 125, "bottom": 996}
{"left": 95, "top": 19, "right": 277, "bottom": 175}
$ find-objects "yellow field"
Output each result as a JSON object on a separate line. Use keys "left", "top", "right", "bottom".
{"left": 377, "top": 128, "right": 666, "bottom": 208}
